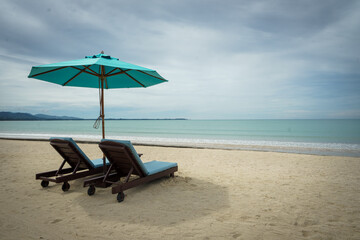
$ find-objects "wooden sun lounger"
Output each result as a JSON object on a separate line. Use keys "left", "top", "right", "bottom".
{"left": 83, "top": 139, "right": 178, "bottom": 202}
{"left": 36, "top": 137, "right": 108, "bottom": 191}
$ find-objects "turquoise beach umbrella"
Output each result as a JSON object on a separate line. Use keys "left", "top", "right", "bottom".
{"left": 28, "top": 52, "right": 168, "bottom": 140}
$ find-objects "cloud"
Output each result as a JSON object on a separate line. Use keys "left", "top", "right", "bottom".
{"left": 0, "top": 0, "right": 359, "bottom": 119}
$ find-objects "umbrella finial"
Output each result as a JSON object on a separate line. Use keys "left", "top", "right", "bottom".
{"left": 101, "top": 50, "right": 104, "bottom": 54}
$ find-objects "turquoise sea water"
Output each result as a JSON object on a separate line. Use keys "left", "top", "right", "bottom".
{"left": 0, "top": 119, "right": 360, "bottom": 156}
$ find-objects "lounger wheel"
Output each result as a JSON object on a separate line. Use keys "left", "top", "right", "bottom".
{"left": 117, "top": 192, "right": 125, "bottom": 202}
{"left": 62, "top": 182, "right": 70, "bottom": 192}
{"left": 87, "top": 185, "right": 96, "bottom": 196}
{"left": 41, "top": 180, "right": 49, "bottom": 188}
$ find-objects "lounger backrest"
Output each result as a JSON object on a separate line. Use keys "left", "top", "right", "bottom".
{"left": 99, "top": 139, "right": 149, "bottom": 177}
{"left": 50, "top": 137, "right": 93, "bottom": 170}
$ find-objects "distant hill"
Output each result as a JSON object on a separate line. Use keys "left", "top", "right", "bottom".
{"left": 0, "top": 112, "right": 82, "bottom": 120}
{"left": 33, "top": 114, "right": 82, "bottom": 120}
{"left": 0, "top": 111, "right": 188, "bottom": 121}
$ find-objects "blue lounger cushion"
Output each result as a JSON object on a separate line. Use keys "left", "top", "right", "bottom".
{"left": 88, "top": 158, "right": 110, "bottom": 168}
{"left": 50, "top": 137, "right": 109, "bottom": 168}
{"left": 102, "top": 139, "right": 177, "bottom": 176}
{"left": 144, "top": 161, "right": 178, "bottom": 175}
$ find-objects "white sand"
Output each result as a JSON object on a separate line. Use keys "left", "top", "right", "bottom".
{"left": 0, "top": 139, "right": 359, "bottom": 239}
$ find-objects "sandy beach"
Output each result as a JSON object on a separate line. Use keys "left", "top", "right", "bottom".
{"left": 0, "top": 139, "right": 359, "bottom": 240}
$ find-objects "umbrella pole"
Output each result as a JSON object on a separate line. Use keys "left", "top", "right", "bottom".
{"left": 101, "top": 74, "right": 107, "bottom": 174}
{"left": 101, "top": 78, "right": 105, "bottom": 139}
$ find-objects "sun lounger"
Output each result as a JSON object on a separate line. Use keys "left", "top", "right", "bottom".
{"left": 83, "top": 139, "right": 178, "bottom": 202}
{"left": 36, "top": 137, "right": 109, "bottom": 191}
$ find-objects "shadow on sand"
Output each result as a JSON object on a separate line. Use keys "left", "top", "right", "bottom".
{"left": 75, "top": 175, "right": 229, "bottom": 226}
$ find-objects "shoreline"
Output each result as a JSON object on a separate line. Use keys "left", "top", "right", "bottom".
{"left": 1, "top": 119, "right": 359, "bottom": 157}
{"left": 1, "top": 136, "right": 359, "bottom": 157}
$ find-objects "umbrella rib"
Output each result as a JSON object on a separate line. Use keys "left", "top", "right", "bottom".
{"left": 29, "top": 66, "right": 68, "bottom": 78}
{"left": 138, "top": 70, "right": 167, "bottom": 81}
{"left": 124, "top": 72, "right": 145, "bottom": 87}
{"left": 105, "top": 68, "right": 118, "bottom": 76}
{"left": 62, "top": 67, "right": 88, "bottom": 86}
{"left": 106, "top": 68, "right": 131, "bottom": 77}
{"left": 70, "top": 66, "right": 99, "bottom": 77}
{"left": 82, "top": 65, "right": 99, "bottom": 76}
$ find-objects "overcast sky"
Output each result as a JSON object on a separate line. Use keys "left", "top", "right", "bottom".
{"left": 0, "top": 0, "right": 359, "bottom": 119}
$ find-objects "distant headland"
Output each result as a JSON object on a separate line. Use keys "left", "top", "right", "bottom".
{"left": 0, "top": 112, "right": 187, "bottom": 121}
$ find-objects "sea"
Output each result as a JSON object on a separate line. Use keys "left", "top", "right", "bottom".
{"left": 0, "top": 119, "right": 360, "bottom": 157}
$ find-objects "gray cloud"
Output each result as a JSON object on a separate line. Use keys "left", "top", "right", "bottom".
{"left": 0, "top": 0, "right": 359, "bottom": 119}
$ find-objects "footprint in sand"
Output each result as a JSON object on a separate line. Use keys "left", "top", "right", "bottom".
{"left": 184, "top": 177, "right": 192, "bottom": 183}
{"left": 50, "top": 219, "right": 62, "bottom": 224}
{"left": 302, "top": 230, "right": 311, "bottom": 237}
{"left": 232, "top": 232, "right": 242, "bottom": 238}
{"left": 216, "top": 214, "right": 231, "bottom": 222}
{"left": 294, "top": 217, "right": 318, "bottom": 227}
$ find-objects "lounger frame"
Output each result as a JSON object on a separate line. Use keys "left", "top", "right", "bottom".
{"left": 36, "top": 139, "right": 104, "bottom": 190}
{"left": 83, "top": 141, "right": 178, "bottom": 202}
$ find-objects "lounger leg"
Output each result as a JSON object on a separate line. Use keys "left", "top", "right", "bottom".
{"left": 124, "top": 167, "right": 134, "bottom": 183}
{"left": 85, "top": 163, "right": 114, "bottom": 196}
{"left": 102, "top": 163, "right": 114, "bottom": 183}
{"left": 72, "top": 161, "right": 81, "bottom": 174}
{"left": 55, "top": 159, "right": 67, "bottom": 176}
{"left": 115, "top": 167, "right": 133, "bottom": 202}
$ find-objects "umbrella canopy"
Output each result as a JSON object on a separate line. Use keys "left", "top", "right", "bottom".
{"left": 28, "top": 52, "right": 168, "bottom": 139}
{"left": 28, "top": 53, "right": 167, "bottom": 89}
